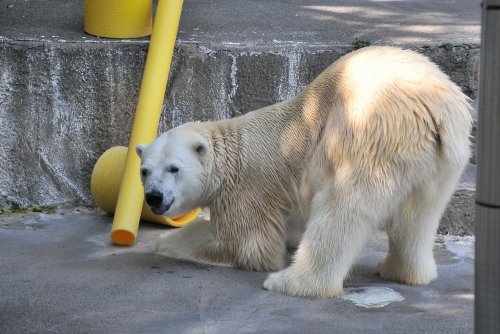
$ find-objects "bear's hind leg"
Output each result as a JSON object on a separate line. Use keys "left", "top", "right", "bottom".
{"left": 378, "top": 168, "right": 463, "bottom": 285}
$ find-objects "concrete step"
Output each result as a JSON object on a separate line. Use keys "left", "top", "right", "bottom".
{"left": 0, "top": 0, "right": 480, "bottom": 236}
{"left": 440, "top": 164, "right": 475, "bottom": 236}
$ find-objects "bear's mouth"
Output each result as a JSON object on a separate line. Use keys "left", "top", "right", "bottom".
{"left": 150, "top": 198, "right": 174, "bottom": 215}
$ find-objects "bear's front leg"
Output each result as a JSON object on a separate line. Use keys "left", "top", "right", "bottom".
{"left": 155, "top": 219, "right": 233, "bottom": 268}
{"left": 263, "top": 189, "right": 376, "bottom": 298}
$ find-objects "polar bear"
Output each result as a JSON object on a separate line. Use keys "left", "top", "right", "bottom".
{"left": 136, "top": 46, "right": 472, "bottom": 298}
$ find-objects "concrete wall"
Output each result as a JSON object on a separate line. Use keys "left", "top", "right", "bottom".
{"left": 0, "top": 41, "right": 479, "bottom": 207}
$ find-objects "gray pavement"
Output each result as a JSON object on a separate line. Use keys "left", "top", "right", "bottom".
{"left": 0, "top": 210, "right": 474, "bottom": 333}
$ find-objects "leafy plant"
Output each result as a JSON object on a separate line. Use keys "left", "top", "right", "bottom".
{"left": 0, "top": 204, "right": 56, "bottom": 214}
{"left": 440, "top": 43, "right": 454, "bottom": 51}
{"left": 352, "top": 38, "right": 372, "bottom": 50}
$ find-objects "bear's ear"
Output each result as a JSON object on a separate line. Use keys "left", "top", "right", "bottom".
{"left": 136, "top": 144, "right": 146, "bottom": 158}
{"left": 193, "top": 140, "right": 207, "bottom": 158}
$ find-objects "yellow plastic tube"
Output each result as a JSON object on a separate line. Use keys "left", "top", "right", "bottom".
{"left": 111, "top": 0, "right": 185, "bottom": 246}
{"left": 84, "top": 0, "right": 152, "bottom": 38}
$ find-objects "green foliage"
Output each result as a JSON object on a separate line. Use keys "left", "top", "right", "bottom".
{"left": 0, "top": 204, "right": 56, "bottom": 214}
{"left": 440, "top": 42, "right": 454, "bottom": 51}
{"left": 352, "top": 38, "right": 372, "bottom": 50}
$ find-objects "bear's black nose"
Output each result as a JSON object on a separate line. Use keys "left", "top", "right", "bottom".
{"left": 145, "top": 191, "right": 163, "bottom": 207}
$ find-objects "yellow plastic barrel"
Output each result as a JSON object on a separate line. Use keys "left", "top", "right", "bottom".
{"left": 84, "top": 0, "right": 152, "bottom": 38}
{"left": 90, "top": 146, "right": 202, "bottom": 229}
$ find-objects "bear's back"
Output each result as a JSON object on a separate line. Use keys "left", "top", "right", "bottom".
{"left": 304, "top": 46, "right": 472, "bottom": 181}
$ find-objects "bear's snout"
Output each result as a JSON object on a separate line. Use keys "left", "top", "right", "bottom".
{"left": 145, "top": 191, "right": 163, "bottom": 207}
{"left": 145, "top": 190, "right": 174, "bottom": 214}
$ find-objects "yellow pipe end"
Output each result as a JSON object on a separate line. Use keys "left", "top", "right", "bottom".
{"left": 83, "top": 0, "right": 152, "bottom": 38}
{"left": 111, "top": 229, "right": 136, "bottom": 246}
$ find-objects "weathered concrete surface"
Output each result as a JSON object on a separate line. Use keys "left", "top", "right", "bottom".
{"left": 0, "top": 0, "right": 480, "bottom": 216}
{"left": 439, "top": 164, "right": 476, "bottom": 236}
{"left": 0, "top": 210, "right": 474, "bottom": 333}
{"left": 0, "top": 42, "right": 480, "bottom": 207}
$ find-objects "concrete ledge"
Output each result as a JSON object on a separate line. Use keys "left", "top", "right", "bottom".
{"left": 440, "top": 187, "right": 475, "bottom": 236}
{"left": 0, "top": 40, "right": 479, "bottom": 208}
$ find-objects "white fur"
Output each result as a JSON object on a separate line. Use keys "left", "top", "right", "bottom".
{"left": 137, "top": 46, "right": 472, "bottom": 298}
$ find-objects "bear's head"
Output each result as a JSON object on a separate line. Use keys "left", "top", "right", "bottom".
{"left": 136, "top": 127, "right": 210, "bottom": 216}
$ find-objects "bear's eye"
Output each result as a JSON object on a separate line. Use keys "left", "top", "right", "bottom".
{"left": 141, "top": 168, "right": 149, "bottom": 177}
{"left": 167, "top": 165, "right": 179, "bottom": 174}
